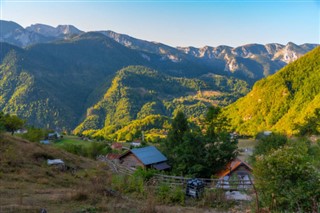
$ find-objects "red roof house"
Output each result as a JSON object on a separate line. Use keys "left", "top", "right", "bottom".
{"left": 217, "top": 158, "right": 253, "bottom": 179}
{"left": 216, "top": 158, "right": 253, "bottom": 190}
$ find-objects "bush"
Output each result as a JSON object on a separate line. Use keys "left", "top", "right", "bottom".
{"left": 156, "top": 183, "right": 185, "bottom": 205}
{"left": 254, "top": 140, "right": 320, "bottom": 212}
{"left": 133, "top": 167, "right": 157, "bottom": 181}
{"left": 86, "top": 142, "right": 111, "bottom": 158}
{"left": 22, "top": 127, "right": 49, "bottom": 142}
{"left": 251, "top": 133, "right": 288, "bottom": 163}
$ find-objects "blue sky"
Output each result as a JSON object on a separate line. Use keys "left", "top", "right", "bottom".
{"left": 1, "top": 0, "right": 319, "bottom": 47}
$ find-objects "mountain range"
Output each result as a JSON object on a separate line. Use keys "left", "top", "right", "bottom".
{"left": 1, "top": 20, "right": 318, "bottom": 82}
{"left": 0, "top": 20, "right": 318, "bottom": 134}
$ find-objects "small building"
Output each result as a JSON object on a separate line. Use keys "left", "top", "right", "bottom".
{"left": 216, "top": 158, "right": 253, "bottom": 190}
{"left": 130, "top": 141, "right": 141, "bottom": 147}
{"left": 48, "top": 132, "right": 61, "bottom": 140}
{"left": 111, "top": 142, "right": 123, "bottom": 151}
{"left": 118, "top": 146, "right": 170, "bottom": 171}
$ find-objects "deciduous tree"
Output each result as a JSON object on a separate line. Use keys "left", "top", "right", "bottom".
{"left": 254, "top": 140, "right": 320, "bottom": 212}
{"left": 3, "top": 114, "right": 25, "bottom": 135}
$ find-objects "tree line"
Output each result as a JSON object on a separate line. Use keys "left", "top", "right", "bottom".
{"left": 161, "top": 107, "right": 238, "bottom": 178}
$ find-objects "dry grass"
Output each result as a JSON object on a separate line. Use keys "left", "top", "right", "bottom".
{"left": 0, "top": 134, "right": 236, "bottom": 213}
{"left": 0, "top": 134, "right": 120, "bottom": 212}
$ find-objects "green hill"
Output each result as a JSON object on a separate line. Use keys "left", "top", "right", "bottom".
{"left": 223, "top": 46, "right": 320, "bottom": 135}
{"left": 74, "top": 66, "right": 249, "bottom": 138}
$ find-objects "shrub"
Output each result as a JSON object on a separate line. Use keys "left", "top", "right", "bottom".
{"left": 254, "top": 140, "right": 320, "bottom": 212}
{"left": 133, "top": 167, "right": 157, "bottom": 181}
{"left": 156, "top": 183, "right": 185, "bottom": 205}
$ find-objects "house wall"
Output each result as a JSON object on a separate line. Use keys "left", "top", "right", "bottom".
{"left": 120, "top": 153, "right": 145, "bottom": 169}
{"left": 231, "top": 165, "right": 251, "bottom": 176}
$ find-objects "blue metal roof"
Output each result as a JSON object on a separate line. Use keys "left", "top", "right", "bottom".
{"left": 131, "top": 146, "right": 167, "bottom": 165}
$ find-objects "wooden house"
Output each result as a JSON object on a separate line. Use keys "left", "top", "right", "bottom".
{"left": 118, "top": 146, "right": 170, "bottom": 171}
{"left": 216, "top": 158, "right": 253, "bottom": 189}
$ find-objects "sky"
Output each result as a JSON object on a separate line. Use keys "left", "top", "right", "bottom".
{"left": 0, "top": 0, "right": 319, "bottom": 47}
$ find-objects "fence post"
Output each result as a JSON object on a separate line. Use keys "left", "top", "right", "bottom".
{"left": 248, "top": 175, "right": 259, "bottom": 212}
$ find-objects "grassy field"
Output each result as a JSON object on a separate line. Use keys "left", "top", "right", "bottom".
{"left": 237, "top": 138, "right": 256, "bottom": 162}
{"left": 237, "top": 138, "right": 256, "bottom": 149}
{"left": 53, "top": 135, "right": 92, "bottom": 148}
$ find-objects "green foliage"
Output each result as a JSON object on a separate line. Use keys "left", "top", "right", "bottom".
{"left": 58, "top": 141, "right": 111, "bottom": 159}
{"left": 202, "top": 106, "right": 238, "bottom": 176}
{"left": 21, "top": 127, "right": 50, "bottom": 142}
{"left": 204, "top": 132, "right": 238, "bottom": 176}
{"left": 156, "top": 183, "right": 185, "bottom": 205}
{"left": 172, "top": 132, "right": 206, "bottom": 176}
{"left": 109, "top": 115, "right": 169, "bottom": 141}
{"left": 252, "top": 133, "right": 288, "bottom": 160}
{"left": 205, "top": 106, "right": 230, "bottom": 139}
{"left": 111, "top": 174, "right": 145, "bottom": 196}
{"left": 224, "top": 47, "right": 320, "bottom": 136}
{"left": 295, "top": 108, "right": 320, "bottom": 136}
{"left": 2, "top": 113, "right": 25, "bottom": 135}
{"left": 133, "top": 167, "right": 157, "bottom": 181}
{"left": 254, "top": 140, "right": 320, "bottom": 212}
{"left": 163, "top": 111, "right": 237, "bottom": 177}
{"left": 168, "top": 111, "right": 189, "bottom": 144}
{"left": 76, "top": 66, "right": 249, "bottom": 137}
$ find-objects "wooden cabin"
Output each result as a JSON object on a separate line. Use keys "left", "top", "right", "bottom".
{"left": 118, "top": 146, "right": 170, "bottom": 171}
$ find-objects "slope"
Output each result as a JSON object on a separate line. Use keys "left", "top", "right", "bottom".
{"left": 0, "top": 134, "right": 235, "bottom": 212}
{"left": 223, "top": 46, "right": 320, "bottom": 135}
{"left": 74, "top": 66, "right": 249, "bottom": 138}
{"left": 0, "top": 134, "right": 115, "bottom": 212}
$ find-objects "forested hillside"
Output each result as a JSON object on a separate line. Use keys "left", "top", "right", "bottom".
{"left": 74, "top": 66, "right": 248, "bottom": 139}
{"left": 223, "top": 46, "right": 320, "bottom": 135}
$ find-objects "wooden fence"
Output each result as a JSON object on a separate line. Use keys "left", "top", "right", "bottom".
{"left": 150, "top": 174, "right": 253, "bottom": 191}
{"left": 98, "top": 156, "right": 253, "bottom": 191}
